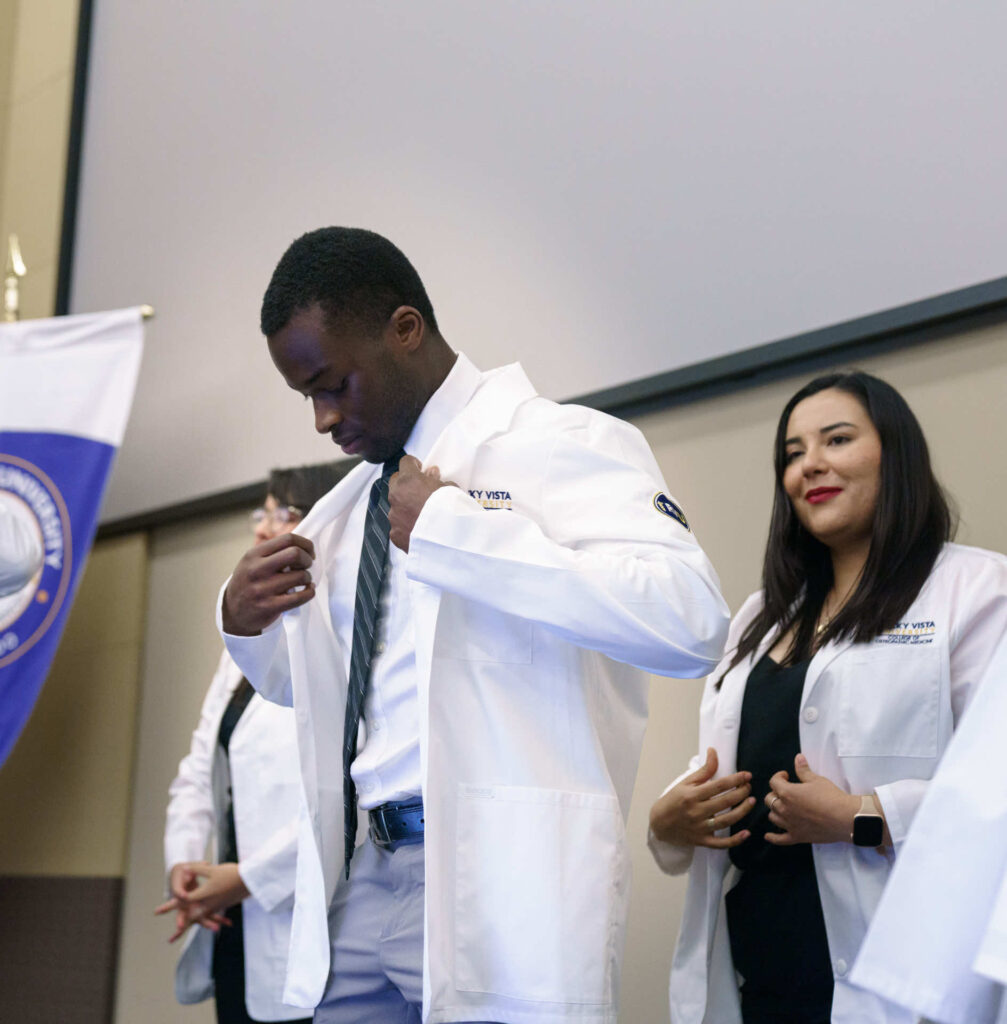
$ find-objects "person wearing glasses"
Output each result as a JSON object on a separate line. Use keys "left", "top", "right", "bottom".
{"left": 158, "top": 462, "right": 346, "bottom": 1024}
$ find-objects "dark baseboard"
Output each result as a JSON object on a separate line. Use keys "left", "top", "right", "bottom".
{"left": 0, "top": 875, "right": 123, "bottom": 1023}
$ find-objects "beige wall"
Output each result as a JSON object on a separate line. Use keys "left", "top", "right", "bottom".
{"left": 0, "top": 533, "right": 148, "bottom": 875}
{"left": 0, "top": 0, "right": 78, "bottom": 318}
{"left": 0, "top": 0, "right": 17, "bottom": 210}
{"left": 114, "top": 511, "right": 253, "bottom": 1024}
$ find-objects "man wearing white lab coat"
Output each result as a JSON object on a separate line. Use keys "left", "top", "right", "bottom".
{"left": 219, "top": 227, "right": 730, "bottom": 1023}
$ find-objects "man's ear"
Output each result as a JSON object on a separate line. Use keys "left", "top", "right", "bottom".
{"left": 388, "top": 305, "right": 424, "bottom": 353}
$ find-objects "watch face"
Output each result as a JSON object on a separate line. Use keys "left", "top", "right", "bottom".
{"left": 853, "top": 814, "right": 884, "bottom": 847}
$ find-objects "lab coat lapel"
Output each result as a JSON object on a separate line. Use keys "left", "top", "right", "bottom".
{"left": 281, "top": 459, "right": 376, "bottom": 907}
{"left": 801, "top": 635, "right": 853, "bottom": 709}
{"left": 408, "top": 362, "right": 538, "bottom": 783}
{"left": 294, "top": 458, "right": 375, "bottom": 539}
{"left": 281, "top": 456, "right": 375, "bottom": 698}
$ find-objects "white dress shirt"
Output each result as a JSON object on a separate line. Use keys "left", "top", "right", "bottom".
{"left": 342, "top": 352, "right": 482, "bottom": 809}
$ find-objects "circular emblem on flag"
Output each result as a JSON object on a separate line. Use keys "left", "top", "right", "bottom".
{"left": 653, "top": 491, "right": 690, "bottom": 531}
{"left": 0, "top": 454, "right": 72, "bottom": 668}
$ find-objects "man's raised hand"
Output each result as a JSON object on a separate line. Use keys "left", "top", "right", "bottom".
{"left": 221, "top": 533, "right": 316, "bottom": 636}
{"left": 388, "top": 456, "right": 452, "bottom": 553}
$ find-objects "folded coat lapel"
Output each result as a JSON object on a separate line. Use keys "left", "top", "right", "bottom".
{"left": 279, "top": 460, "right": 375, "bottom": 889}
{"left": 408, "top": 362, "right": 538, "bottom": 687}
{"left": 408, "top": 363, "right": 538, "bottom": 794}
{"left": 295, "top": 459, "right": 375, "bottom": 539}
{"left": 801, "top": 636, "right": 853, "bottom": 709}
{"left": 281, "top": 458, "right": 375, "bottom": 686}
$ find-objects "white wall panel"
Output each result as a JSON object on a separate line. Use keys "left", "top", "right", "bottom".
{"left": 70, "top": 1, "right": 1007, "bottom": 519}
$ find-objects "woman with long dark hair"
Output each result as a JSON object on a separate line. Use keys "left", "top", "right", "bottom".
{"left": 649, "top": 371, "right": 1007, "bottom": 1024}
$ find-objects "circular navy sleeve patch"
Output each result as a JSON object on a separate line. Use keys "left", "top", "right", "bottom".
{"left": 653, "top": 492, "right": 690, "bottom": 531}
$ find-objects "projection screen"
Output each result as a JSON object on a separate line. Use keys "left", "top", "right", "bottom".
{"left": 68, "top": 1, "right": 1007, "bottom": 522}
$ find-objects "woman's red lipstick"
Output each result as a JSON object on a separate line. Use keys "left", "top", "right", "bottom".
{"left": 805, "top": 487, "right": 842, "bottom": 504}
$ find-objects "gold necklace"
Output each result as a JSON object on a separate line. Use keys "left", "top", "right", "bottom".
{"left": 817, "top": 578, "right": 859, "bottom": 636}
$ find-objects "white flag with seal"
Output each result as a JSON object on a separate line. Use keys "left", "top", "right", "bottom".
{"left": 0, "top": 308, "right": 144, "bottom": 766}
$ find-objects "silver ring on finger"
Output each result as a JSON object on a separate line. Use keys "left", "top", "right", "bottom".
{"left": 769, "top": 796, "right": 780, "bottom": 813}
{"left": 707, "top": 816, "right": 717, "bottom": 831}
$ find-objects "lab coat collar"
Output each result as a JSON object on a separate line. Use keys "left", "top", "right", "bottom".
{"left": 404, "top": 351, "right": 482, "bottom": 463}
{"left": 283, "top": 359, "right": 538, "bottom": 623}
{"left": 425, "top": 361, "right": 537, "bottom": 473}
{"left": 712, "top": 622, "right": 854, "bottom": 775}
{"left": 289, "top": 358, "right": 532, "bottom": 542}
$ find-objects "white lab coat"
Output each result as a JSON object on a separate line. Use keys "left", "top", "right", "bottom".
{"left": 649, "top": 542, "right": 1007, "bottom": 1024}
{"left": 221, "top": 362, "right": 730, "bottom": 1023}
{"left": 165, "top": 650, "right": 305, "bottom": 1022}
{"left": 851, "top": 630, "right": 1007, "bottom": 1024}
{"left": 0, "top": 500, "right": 42, "bottom": 597}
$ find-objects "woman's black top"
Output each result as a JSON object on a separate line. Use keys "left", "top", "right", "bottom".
{"left": 725, "top": 653, "right": 834, "bottom": 1014}
{"left": 217, "top": 677, "right": 255, "bottom": 866}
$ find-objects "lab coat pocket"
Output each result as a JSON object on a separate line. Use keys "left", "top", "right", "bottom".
{"left": 839, "top": 646, "right": 942, "bottom": 758}
{"left": 435, "top": 594, "right": 533, "bottom": 664}
{"left": 454, "top": 784, "right": 622, "bottom": 1005}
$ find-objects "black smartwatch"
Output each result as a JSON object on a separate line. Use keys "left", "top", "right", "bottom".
{"left": 851, "top": 794, "right": 885, "bottom": 847}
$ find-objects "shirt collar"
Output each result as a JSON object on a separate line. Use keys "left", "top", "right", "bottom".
{"left": 403, "top": 351, "right": 481, "bottom": 463}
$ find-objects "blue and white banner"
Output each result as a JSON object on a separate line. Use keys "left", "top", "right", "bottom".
{"left": 0, "top": 308, "right": 144, "bottom": 767}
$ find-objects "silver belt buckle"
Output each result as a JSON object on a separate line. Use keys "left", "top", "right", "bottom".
{"left": 369, "top": 805, "right": 390, "bottom": 848}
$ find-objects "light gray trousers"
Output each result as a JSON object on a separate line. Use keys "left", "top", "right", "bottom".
{"left": 312, "top": 838, "right": 501, "bottom": 1024}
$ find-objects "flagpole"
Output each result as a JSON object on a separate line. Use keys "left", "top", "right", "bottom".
{"left": 3, "top": 236, "right": 154, "bottom": 323}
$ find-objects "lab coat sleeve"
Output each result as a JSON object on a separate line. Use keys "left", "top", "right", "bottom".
{"left": 238, "top": 816, "right": 300, "bottom": 913}
{"left": 216, "top": 579, "right": 294, "bottom": 707}
{"left": 164, "top": 652, "right": 233, "bottom": 873}
{"left": 874, "top": 551, "right": 1007, "bottom": 845}
{"left": 647, "top": 593, "right": 765, "bottom": 874}
{"left": 406, "top": 419, "right": 730, "bottom": 677}
{"left": 0, "top": 501, "right": 43, "bottom": 597}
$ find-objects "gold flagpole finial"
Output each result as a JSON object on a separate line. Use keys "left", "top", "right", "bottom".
{"left": 4, "top": 234, "right": 27, "bottom": 323}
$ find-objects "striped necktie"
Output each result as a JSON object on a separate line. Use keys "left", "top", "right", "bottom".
{"left": 343, "top": 452, "right": 403, "bottom": 877}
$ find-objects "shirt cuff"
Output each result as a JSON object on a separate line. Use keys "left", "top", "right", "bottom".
{"left": 647, "top": 827, "right": 694, "bottom": 876}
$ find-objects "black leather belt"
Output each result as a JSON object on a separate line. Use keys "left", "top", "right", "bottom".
{"left": 368, "top": 798, "right": 425, "bottom": 851}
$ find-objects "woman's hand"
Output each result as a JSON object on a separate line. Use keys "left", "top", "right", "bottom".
{"left": 764, "top": 754, "right": 863, "bottom": 845}
{"left": 649, "top": 748, "right": 754, "bottom": 849}
{"left": 154, "top": 861, "right": 249, "bottom": 942}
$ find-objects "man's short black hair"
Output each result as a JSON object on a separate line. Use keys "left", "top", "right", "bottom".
{"left": 260, "top": 227, "right": 439, "bottom": 337}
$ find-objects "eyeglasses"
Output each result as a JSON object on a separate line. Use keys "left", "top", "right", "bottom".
{"left": 250, "top": 505, "right": 304, "bottom": 527}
